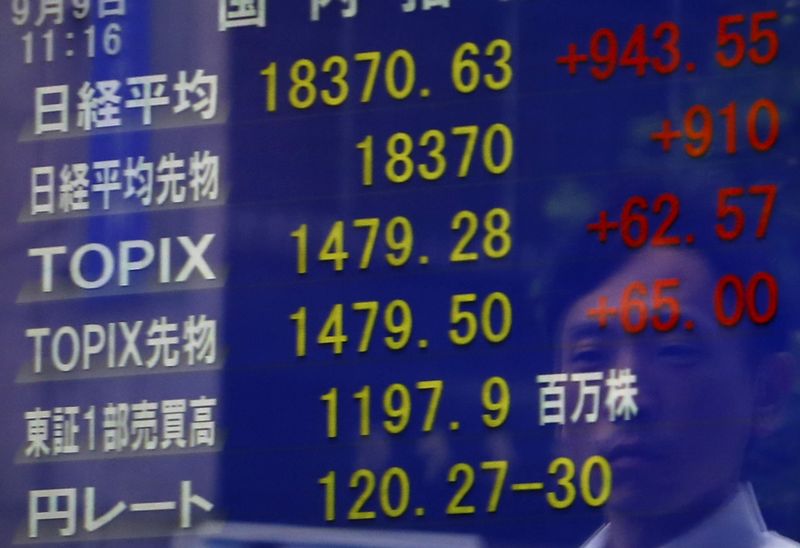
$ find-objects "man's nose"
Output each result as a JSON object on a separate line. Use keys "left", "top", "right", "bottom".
{"left": 614, "top": 344, "right": 659, "bottom": 423}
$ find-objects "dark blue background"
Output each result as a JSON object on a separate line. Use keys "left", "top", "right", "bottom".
{"left": 1, "top": 1, "right": 798, "bottom": 546}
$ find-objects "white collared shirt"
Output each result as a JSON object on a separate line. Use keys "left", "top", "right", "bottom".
{"left": 581, "top": 484, "right": 799, "bottom": 548}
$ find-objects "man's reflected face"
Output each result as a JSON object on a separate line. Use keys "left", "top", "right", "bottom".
{"left": 559, "top": 249, "right": 756, "bottom": 516}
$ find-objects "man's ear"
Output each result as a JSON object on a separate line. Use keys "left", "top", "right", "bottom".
{"left": 751, "top": 352, "right": 795, "bottom": 439}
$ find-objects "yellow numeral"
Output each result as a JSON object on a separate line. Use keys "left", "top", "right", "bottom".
{"left": 321, "top": 55, "right": 349, "bottom": 106}
{"left": 451, "top": 125, "right": 480, "bottom": 177}
{"left": 318, "top": 304, "right": 347, "bottom": 354}
{"left": 383, "top": 383, "right": 411, "bottom": 434}
{"left": 446, "top": 463, "right": 476, "bottom": 514}
{"left": 352, "top": 218, "right": 380, "bottom": 269}
{"left": 289, "top": 58, "right": 317, "bottom": 109}
{"left": 354, "top": 51, "right": 381, "bottom": 102}
{"left": 321, "top": 388, "right": 338, "bottom": 438}
{"left": 482, "top": 376, "right": 510, "bottom": 427}
{"left": 481, "top": 461, "right": 509, "bottom": 512}
{"left": 547, "top": 457, "right": 577, "bottom": 510}
{"left": 319, "top": 221, "right": 349, "bottom": 271}
{"left": 348, "top": 469, "right": 377, "bottom": 520}
{"left": 319, "top": 471, "right": 336, "bottom": 521}
{"left": 352, "top": 301, "right": 379, "bottom": 352}
{"left": 416, "top": 380, "right": 443, "bottom": 432}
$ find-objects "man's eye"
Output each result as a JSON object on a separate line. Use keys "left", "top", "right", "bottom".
{"left": 657, "top": 344, "right": 701, "bottom": 364}
{"left": 570, "top": 348, "right": 608, "bottom": 368}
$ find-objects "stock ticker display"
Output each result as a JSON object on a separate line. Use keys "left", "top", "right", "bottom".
{"left": 1, "top": 1, "right": 799, "bottom": 546}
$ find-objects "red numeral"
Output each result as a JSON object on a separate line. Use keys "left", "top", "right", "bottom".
{"left": 750, "top": 184, "right": 777, "bottom": 239}
{"left": 747, "top": 99, "right": 780, "bottom": 151}
{"left": 620, "top": 282, "right": 649, "bottom": 334}
{"left": 716, "top": 187, "right": 746, "bottom": 241}
{"left": 590, "top": 279, "right": 682, "bottom": 334}
{"left": 717, "top": 12, "right": 780, "bottom": 69}
{"left": 589, "top": 29, "right": 618, "bottom": 81}
{"left": 716, "top": 184, "right": 778, "bottom": 241}
{"left": 714, "top": 273, "right": 778, "bottom": 327}
{"left": 650, "top": 194, "right": 681, "bottom": 246}
{"left": 619, "top": 24, "right": 649, "bottom": 77}
{"left": 656, "top": 99, "right": 780, "bottom": 157}
{"left": 748, "top": 12, "right": 780, "bottom": 64}
{"left": 620, "top": 196, "right": 648, "bottom": 248}
{"left": 717, "top": 14, "right": 747, "bottom": 68}
{"left": 651, "top": 279, "right": 681, "bottom": 332}
{"left": 684, "top": 105, "right": 714, "bottom": 157}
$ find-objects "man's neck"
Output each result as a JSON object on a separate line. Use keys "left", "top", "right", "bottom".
{"left": 604, "top": 483, "right": 739, "bottom": 548}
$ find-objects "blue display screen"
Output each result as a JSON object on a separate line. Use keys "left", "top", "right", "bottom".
{"left": 1, "top": 1, "right": 798, "bottom": 546}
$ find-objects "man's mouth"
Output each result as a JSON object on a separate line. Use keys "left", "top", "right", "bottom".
{"left": 606, "top": 442, "right": 666, "bottom": 469}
